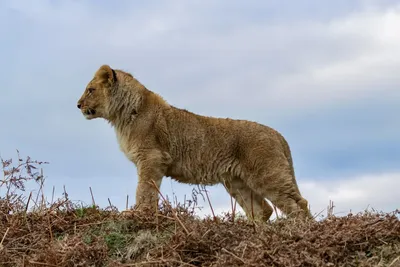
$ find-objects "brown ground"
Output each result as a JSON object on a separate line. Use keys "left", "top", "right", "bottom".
{"left": 1, "top": 154, "right": 399, "bottom": 267}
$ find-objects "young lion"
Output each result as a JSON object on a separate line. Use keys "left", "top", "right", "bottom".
{"left": 77, "top": 65, "right": 312, "bottom": 221}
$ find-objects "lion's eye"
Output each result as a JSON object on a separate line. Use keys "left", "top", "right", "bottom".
{"left": 88, "top": 88, "right": 95, "bottom": 93}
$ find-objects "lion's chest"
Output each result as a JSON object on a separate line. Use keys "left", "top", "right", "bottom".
{"left": 115, "top": 131, "right": 140, "bottom": 164}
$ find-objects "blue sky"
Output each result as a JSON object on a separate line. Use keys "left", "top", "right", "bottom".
{"left": 1, "top": 0, "right": 399, "bottom": 218}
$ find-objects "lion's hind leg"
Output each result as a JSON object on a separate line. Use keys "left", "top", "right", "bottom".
{"left": 246, "top": 169, "right": 312, "bottom": 220}
{"left": 223, "top": 176, "right": 274, "bottom": 221}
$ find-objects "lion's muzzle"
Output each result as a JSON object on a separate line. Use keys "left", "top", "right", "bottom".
{"left": 77, "top": 101, "right": 96, "bottom": 117}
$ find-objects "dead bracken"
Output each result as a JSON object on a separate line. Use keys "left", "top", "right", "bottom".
{"left": 1, "top": 153, "right": 399, "bottom": 267}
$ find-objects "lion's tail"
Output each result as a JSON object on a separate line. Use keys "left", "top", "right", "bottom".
{"left": 279, "top": 134, "right": 314, "bottom": 218}
{"left": 279, "top": 134, "right": 301, "bottom": 195}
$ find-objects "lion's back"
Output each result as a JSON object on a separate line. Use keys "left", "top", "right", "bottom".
{"left": 164, "top": 107, "right": 291, "bottom": 184}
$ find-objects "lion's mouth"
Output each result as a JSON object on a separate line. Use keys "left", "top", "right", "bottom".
{"left": 83, "top": 108, "right": 96, "bottom": 116}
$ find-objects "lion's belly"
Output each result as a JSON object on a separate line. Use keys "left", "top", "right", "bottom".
{"left": 165, "top": 160, "right": 236, "bottom": 186}
{"left": 166, "top": 172, "right": 222, "bottom": 186}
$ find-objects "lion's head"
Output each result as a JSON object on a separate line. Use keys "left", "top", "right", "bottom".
{"left": 77, "top": 65, "right": 116, "bottom": 120}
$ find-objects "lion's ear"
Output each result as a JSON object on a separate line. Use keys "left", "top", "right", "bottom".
{"left": 95, "top": 64, "right": 117, "bottom": 85}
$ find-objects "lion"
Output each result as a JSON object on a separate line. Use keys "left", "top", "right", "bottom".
{"left": 77, "top": 64, "right": 313, "bottom": 221}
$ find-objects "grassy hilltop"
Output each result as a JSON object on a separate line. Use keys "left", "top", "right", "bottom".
{"left": 1, "top": 154, "right": 399, "bottom": 267}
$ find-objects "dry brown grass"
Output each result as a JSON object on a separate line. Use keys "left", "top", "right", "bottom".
{"left": 1, "top": 153, "right": 399, "bottom": 267}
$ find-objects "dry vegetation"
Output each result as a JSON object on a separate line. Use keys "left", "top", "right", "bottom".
{"left": 1, "top": 153, "right": 399, "bottom": 267}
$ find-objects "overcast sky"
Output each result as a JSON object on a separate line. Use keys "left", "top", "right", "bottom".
{"left": 1, "top": 0, "right": 399, "bottom": 219}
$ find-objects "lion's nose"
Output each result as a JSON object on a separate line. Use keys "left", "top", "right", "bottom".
{"left": 77, "top": 103, "right": 82, "bottom": 109}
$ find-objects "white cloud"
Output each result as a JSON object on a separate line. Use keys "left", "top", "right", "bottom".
{"left": 301, "top": 172, "right": 400, "bottom": 217}
{"left": 86, "top": 1, "right": 400, "bottom": 115}
{"left": 3, "top": 0, "right": 400, "bottom": 114}
{"left": 192, "top": 4, "right": 400, "bottom": 113}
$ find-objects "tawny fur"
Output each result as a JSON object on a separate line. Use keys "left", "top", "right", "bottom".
{"left": 77, "top": 65, "right": 313, "bottom": 221}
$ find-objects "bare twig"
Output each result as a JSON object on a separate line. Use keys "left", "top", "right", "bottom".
{"left": 272, "top": 203, "right": 280, "bottom": 220}
{"left": 89, "top": 186, "right": 96, "bottom": 206}
{"left": 0, "top": 227, "right": 10, "bottom": 250}
{"left": 123, "top": 259, "right": 197, "bottom": 267}
{"left": 25, "top": 191, "right": 32, "bottom": 213}
{"left": 222, "top": 248, "right": 246, "bottom": 264}
{"left": 28, "top": 261, "right": 58, "bottom": 267}
{"left": 203, "top": 185, "right": 217, "bottom": 221}
{"left": 47, "top": 212, "right": 53, "bottom": 242}
{"left": 40, "top": 169, "right": 46, "bottom": 210}
{"left": 327, "top": 200, "right": 335, "bottom": 218}
{"left": 51, "top": 185, "right": 55, "bottom": 205}
{"left": 250, "top": 191, "right": 254, "bottom": 220}
{"left": 388, "top": 256, "right": 400, "bottom": 267}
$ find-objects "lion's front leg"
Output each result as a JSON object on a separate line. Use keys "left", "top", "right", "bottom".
{"left": 134, "top": 149, "right": 172, "bottom": 213}
{"left": 135, "top": 170, "right": 163, "bottom": 212}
